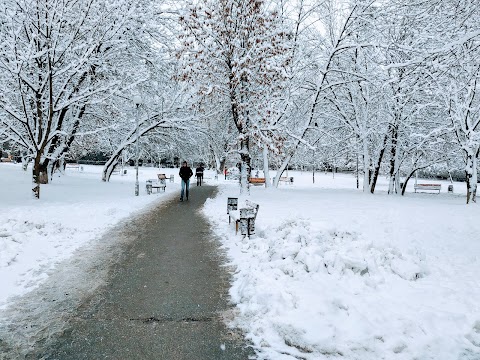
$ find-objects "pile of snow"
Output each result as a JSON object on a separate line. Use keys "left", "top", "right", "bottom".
{"left": 203, "top": 173, "right": 480, "bottom": 360}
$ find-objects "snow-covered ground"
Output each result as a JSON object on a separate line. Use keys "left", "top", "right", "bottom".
{"left": 1, "top": 163, "right": 479, "bottom": 359}
{"left": 202, "top": 171, "right": 480, "bottom": 360}
{"left": 0, "top": 163, "right": 179, "bottom": 309}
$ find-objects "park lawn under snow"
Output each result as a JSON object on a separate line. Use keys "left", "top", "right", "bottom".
{"left": 202, "top": 172, "right": 480, "bottom": 360}
{"left": 1, "top": 162, "right": 479, "bottom": 360}
{"left": 0, "top": 163, "right": 179, "bottom": 309}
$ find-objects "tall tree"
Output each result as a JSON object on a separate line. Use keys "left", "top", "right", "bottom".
{"left": 272, "top": 0, "right": 381, "bottom": 188}
{"left": 396, "top": 0, "right": 480, "bottom": 203}
{"left": 0, "top": 0, "right": 139, "bottom": 198}
{"left": 178, "top": 0, "right": 289, "bottom": 194}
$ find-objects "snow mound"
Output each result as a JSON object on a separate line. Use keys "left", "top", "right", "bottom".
{"left": 226, "top": 218, "right": 436, "bottom": 359}
{"left": 263, "top": 219, "right": 427, "bottom": 282}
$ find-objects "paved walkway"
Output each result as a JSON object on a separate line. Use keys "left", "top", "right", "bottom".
{"left": 40, "top": 185, "right": 253, "bottom": 360}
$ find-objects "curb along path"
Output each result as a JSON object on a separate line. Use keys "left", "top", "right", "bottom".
{"left": 40, "top": 185, "right": 253, "bottom": 360}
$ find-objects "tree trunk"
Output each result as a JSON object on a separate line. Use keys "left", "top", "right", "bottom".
{"left": 273, "top": 154, "right": 291, "bottom": 188}
{"left": 22, "top": 156, "right": 29, "bottom": 171}
{"left": 239, "top": 135, "right": 251, "bottom": 195}
{"left": 262, "top": 146, "right": 270, "bottom": 188}
{"left": 102, "top": 154, "right": 121, "bottom": 182}
{"left": 218, "top": 158, "right": 226, "bottom": 175}
{"left": 370, "top": 130, "right": 390, "bottom": 194}
{"left": 39, "top": 167, "right": 49, "bottom": 184}
{"left": 35, "top": 158, "right": 50, "bottom": 184}
{"left": 388, "top": 125, "right": 398, "bottom": 194}
{"left": 211, "top": 145, "right": 223, "bottom": 174}
{"left": 465, "top": 151, "right": 478, "bottom": 204}
{"left": 362, "top": 139, "right": 370, "bottom": 193}
{"left": 32, "top": 155, "right": 42, "bottom": 199}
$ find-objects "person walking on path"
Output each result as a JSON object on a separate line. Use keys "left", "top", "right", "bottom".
{"left": 195, "top": 164, "right": 204, "bottom": 186}
{"left": 179, "top": 161, "right": 193, "bottom": 201}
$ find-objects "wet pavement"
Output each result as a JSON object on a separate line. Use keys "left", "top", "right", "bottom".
{"left": 32, "top": 185, "right": 253, "bottom": 359}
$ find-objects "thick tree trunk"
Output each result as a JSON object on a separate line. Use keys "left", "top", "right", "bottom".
{"left": 32, "top": 155, "right": 42, "bottom": 199}
{"left": 214, "top": 154, "right": 220, "bottom": 174}
{"left": 102, "top": 154, "right": 121, "bottom": 182}
{"left": 35, "top": 158, "right": 51, "bottom": 184}
{"left": 274, "top": 154, "right": 291, "bottom": 188}
{"left": 211, "top": 145, "right": 223, "bottom": 174}
{"left": 39, "top": 166, "right": 49, "bottom": 184}
{"left": 465, "top": 152, "right": 478, "bottom": 204}
{"left": 218, "top": 158, "right": 226, "bottom": 175}
{"left": 239, "top": 135, "right": 251, "bottom": 195}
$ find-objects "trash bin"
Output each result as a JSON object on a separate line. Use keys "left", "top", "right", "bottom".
{"left": 169, "top": 174, "right": 174, "bottom": 182}
{"left": 123, "top": 169, "right": 127, "bottom": 175}
{"left": 448, "top": 185, "right": 454, "bottom": 193}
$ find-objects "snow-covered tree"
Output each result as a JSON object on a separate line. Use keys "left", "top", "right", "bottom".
{"left": 0, "top": 0, "right": 140, "bottom": 198}
{"left": 177, "top": 0, "right": 289, "bottom": 194}
{"left": 393, "top": 0, "right": 480, "bottom": 203}
{"left": 272, "top": 0, "right": 383, "bottom": 189}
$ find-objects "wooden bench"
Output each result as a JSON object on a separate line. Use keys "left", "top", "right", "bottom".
{"left": 66, "top": 163, "right": 81, "bottom": 171}
{"left": 146, "top": 174, "right": 167, "bottom": 194}
{"left": 279, "top": 176, "right": 294, "bottom": 184}
{"left": 414, "top": 184, "right": 441, "bottom": 193}
{"left": 227, "top": 198, "right": 259, "bottom": 236}
{"left": 249, "top": 177, "right": 265, "bottom": 186}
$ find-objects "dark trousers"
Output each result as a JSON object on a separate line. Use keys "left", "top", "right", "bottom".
{"left": 196, "top": 175, "right": 203, "bottom": 186}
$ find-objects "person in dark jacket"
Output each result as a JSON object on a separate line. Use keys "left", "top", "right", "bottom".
{"left": 195, "top": 165, "right": 204, "bottom": 186}
{"left": 179, "top": 161, "right": 193, "bottom": 201}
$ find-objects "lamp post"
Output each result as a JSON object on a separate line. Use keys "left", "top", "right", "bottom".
{"left": 133, "top": 95, "right": 142, "bottom": 196}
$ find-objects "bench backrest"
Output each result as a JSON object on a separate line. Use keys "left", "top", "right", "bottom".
{"left": 242, "top": 200, "right": 260, "bottom": 236}
{"left": 279, "top": 177, "right": 294, "bottom": 182}
{"left": 245, "top": 200, "right": 259, "bottom": 217}
{"left": 227, "top": 197, "right": 238, "bottom": 214}
{"left": 415, "top": 184, "right": 441, "bottom": 189}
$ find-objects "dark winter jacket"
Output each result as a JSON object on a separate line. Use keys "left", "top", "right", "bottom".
{"left": 195, "top": 166, "right": 204, "bottom": 177}
{"left": 179, "top": 166, "right": 193, "bottom": 181}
